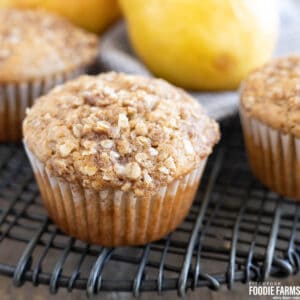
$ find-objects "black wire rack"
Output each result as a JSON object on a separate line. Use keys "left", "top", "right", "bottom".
{"left": 0, "top": 116, "right": 299, "bottom": 297}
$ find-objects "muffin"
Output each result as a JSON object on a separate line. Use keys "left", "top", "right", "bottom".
{"left": 240, "top": 56, "right": 300, "bottom": 200}
{"left": 23, "top": 72, "right": 220, "bottom": 246}
{"left": 0, "top": 8, "right": 99, "bottom": 141}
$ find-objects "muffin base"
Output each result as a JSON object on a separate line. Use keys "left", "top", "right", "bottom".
{"left": 240, "top": 105, "right": 300, "bottom": 200}
{"left": 0, "top": 67, "right": 85, "bottom": 142}
{"left": 25, "top": 146, "right": 207, "bottom": 246}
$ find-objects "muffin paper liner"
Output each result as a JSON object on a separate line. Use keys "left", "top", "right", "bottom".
{"left": 0, "top": 67, "right": 85, "bottom": 142}
{"left": 25, "top": 145, "right": 207, "bottom": 246}
{"left": 240, "top": 105, "right": 300, "bottom": 200}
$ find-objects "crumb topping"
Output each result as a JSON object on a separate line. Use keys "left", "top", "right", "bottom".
{"left": 0, "top": 8, "right": 98, "bottom": 82}
{"left": 23, "top": 72, "right": 220, "bottom": 195}
{"left": 241, "top": 55, "right": 300, "bottom": 137}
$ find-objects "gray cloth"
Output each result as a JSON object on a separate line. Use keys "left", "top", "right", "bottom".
{"left": 99, "top": 1, "right": 300, "bottom": 120}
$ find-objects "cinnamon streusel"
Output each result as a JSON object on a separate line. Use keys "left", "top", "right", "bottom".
{"left": 240, "top": 55, "right": 300, "bottom": 200}
{"left": 0, "top": 8, "right": 99, "bottom": 141}
{"left": 24, "top": 72, "right": 220, "bottom": 246}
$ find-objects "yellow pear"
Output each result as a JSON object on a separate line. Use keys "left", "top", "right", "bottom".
{"left": 0, "top": 0, "right": 121, "bottom": 33}
{"left": 119, "top": 0, "right": 279, "bottom": 90}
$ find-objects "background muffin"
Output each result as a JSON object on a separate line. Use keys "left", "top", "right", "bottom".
{"left": 240, "top": 55, "right": 300, "bottom": 200}
{"left": 23, "top": 72, "right": 220, "bottom": 246}
{"left": 0, "top": 8, "right": 99, "bottom": 141}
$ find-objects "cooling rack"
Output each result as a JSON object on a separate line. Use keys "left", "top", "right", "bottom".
{"left": 0, "top": 116, "right": 299, "bottom": 297}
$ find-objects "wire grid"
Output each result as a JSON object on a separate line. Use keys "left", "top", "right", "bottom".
{"left": 0, "top": 116, "right": 299, "bottom": 297}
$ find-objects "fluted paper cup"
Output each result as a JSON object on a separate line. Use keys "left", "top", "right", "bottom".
{"left": 240, "top": 105, "right": 300, "bottom": 200}
{"left": 25, "top": 144, "right": 207, "bottom": 246}
{"left": 0, "top": 67, "right": 86, "bottom": 142}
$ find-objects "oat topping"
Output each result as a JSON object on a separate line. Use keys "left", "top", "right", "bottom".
{"left": 23, "top": 72, "right": 220, "bottom": 195}
{"left": 241, "top": 55, "right": 300, "bottom": 137}
{"left": 0, "top": 8, "right": 98, "bottom": 82}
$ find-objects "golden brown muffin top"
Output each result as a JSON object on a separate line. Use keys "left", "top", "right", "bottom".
{"left": 241, "top": 55, "right": 300, "bottom": 137}
{"left": 0, "top": 8, "right": 99, "bottom": 82}
{"left": 23, "top": 72, "right": 220, "bottom": 196}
